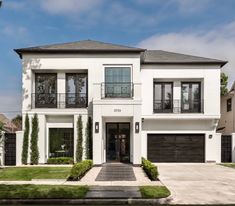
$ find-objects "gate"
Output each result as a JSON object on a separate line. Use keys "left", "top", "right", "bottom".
{"left": 4, "top": 133, "right": 16, "bottom": 166}
{"left": 221, "top": 135, "right": 232, "bottom": 163}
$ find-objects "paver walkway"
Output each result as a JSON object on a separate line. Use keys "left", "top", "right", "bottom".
{"left": 86, "top": 186, "right": 141, "bottom": 198}
{"left": 95, "top": 163, "right": 136, "bottom": 181}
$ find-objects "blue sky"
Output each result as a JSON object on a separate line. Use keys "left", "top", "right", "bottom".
{"left": 0, "top": 0, "right": 235, "bottom": 118}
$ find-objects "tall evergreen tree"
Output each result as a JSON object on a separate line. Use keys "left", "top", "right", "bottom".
{"left": 21, "top": 114, "right": 29, "bottom": 164}
{"left": 76, "top": 115, "right": 83, "bottom": 162}
{"left": 30, "top": 113, "right": 39, "bottom": 165}
{"left": 85, "top": 117, "right": 92, "bottom": 159}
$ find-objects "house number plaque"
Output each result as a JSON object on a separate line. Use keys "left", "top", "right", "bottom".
{"left": 114, "top": 109, "right": 121, "bottom": 112}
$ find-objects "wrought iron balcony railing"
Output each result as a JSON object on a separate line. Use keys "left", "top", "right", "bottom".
{"left": 101, "top": 82, "right": 134, "bottom": 98}
{"left": 32, "top": 93, "right": 88, "bottom": 109}
{"left": 153, "top": 99, "right": 204, "bottom": 113}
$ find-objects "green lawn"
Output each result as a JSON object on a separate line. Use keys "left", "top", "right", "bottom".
{"left": 139, "top": 186, "right": 171, "bottom": 199}
{"left": 220, "top": 163, "right": 235, "bottom": 169}
{"left": 0, "top": 167, "right": 72, "bottom": 180}
{"left": 0, "top": 185, "right": 88, "bottom": 199}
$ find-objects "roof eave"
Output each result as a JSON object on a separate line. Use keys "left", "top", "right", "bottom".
{"left": 141, "top": 61, "right": 228, "bottom": 67}
{"left": 14, "top": 48, "right": 146, "bottom": 59}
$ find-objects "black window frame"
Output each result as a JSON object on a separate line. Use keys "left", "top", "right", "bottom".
{"left": 35, "top": 73, "right": 57, "bottom": 108}
{"left": 65, "top": 73, "right": 88, "bottom": 108}
{"left": 153, "top": 81, "right": 173, "bottom": 113}
{"left": 227, "top": 98, "right": 232, "bottom": 112}
{"left": 181, "top": 82, "right": 201, "bottom": 113}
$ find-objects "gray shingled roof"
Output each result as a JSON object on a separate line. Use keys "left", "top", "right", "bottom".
{"left": 14, "top": 40, "right": 227, "bottom": 67}
{"left": 141, "top": 50, "right": 227, "bottom": 66}
{"left": 14, "top": 40, "right": 145, "bottom": 58}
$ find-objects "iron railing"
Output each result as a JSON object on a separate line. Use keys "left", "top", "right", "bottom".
{"left": 153, "top": 99, "right": 204, "bottom": 113}
{"left": 32, "top": 93, "right": 88, "bottom": 108}
{"left": 101, "top": 82, "right": 134, "bottom": 98}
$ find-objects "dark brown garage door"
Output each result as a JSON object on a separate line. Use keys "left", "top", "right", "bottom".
{"left": 147, "top": 134, "right": 205, "bottom": 162}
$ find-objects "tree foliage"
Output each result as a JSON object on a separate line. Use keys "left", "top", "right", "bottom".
{"left": 30, "top": 114, "right": 39, "bottom": 165}
{"left": 12, "top": 115, "right": 22, "bottom": 131}
{"left": 85, "top": 117, "right": 92, "bottom": 159}
{"left": 0, "top": 121, "right": 3, "bottom": 166}
{"left": 22, "top": 114, "right": 29, "bottom": 164}
{"left": 221, "top": 72, "right": 229, "bottom": 96}
{"left": 76, "top": 115, "right": 83, "bottom": 162}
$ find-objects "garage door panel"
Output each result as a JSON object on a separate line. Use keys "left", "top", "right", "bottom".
{"left": 147, "top": 134, "right": 205, "bottom": 162}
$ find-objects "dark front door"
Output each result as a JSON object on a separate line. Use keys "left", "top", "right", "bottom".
{"left": 4, "top": 133, "right": 16, "bottom": 166}
{"left": 221, "top": 135, "right": 232, "bottom": 163}
{"left": 147, "top": 134, "right": 205, "bottom": 162}
{"left": 106, "top": 123, "right": 130, "bottom": 163}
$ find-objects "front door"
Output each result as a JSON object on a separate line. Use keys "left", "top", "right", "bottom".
{"left": 106, "top": 123, "right": 130, "bottom": 163}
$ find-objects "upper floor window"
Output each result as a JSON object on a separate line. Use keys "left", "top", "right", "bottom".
{"left": 66, "top": 73, "right": 88, "bottom": 108}
{"left": 227, "top": 98, "right": 232, "bottom": 112}
{"left": 104, "top": 67, "right": 132, "bottom": 98}
{"left": 181, "top": 82, "right": 201, "bottom": 113}
{"left": 153, "top": 82, "right": 173, "bottom": 113}
{"left": 35, "top": 73, "right": 57, "bottom": 108}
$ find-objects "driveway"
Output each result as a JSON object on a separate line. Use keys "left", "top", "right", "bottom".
{"left": 157, "top": 163, "right": 235, "bottom": 205}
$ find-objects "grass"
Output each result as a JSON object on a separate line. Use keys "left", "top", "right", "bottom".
{"left": 0, "top": 184, "right": 88, "bottom": 199}
{"left": 139, "top": 186, "right": 171, "bottom": 199}
{"left": 0, "top": 167, "right": 72, "bottom": 180}
{"left": 220, "top": 163, "right": 235, "bottom": 169}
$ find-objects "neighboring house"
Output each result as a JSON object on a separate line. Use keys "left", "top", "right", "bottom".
{"left": 0, "top": 114, "right": 17, "bottom": 133}
{"left": 218, "top": 82, "right": 235, "bottom": 134}
{"left": 217, "top": 82, "right": 235, "bottom": 162}
{"left": 14, "top": 40, "right": 227, "bottom": 166}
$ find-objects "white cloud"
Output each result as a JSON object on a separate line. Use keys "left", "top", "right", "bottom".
{"left": 138, "top": 21, "right": 235, "bottom": 87}
{"left": 0, "top": 91, "right": 21, "bottom": 119}
{"left": 174, "top": 0, "right": 212, "bottom": 13}
{"left": 40, "top": 0, "right": 104, "bottom": 15}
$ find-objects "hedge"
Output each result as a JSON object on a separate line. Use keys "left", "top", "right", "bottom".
{"left": 142, "top": 157, "right": 159, "bottom": 181}
{"left": 47, "top": 157, "right": 74, "bottom": 164}
{"left": 67, "top": 160, "right": 93, "bottom": 181}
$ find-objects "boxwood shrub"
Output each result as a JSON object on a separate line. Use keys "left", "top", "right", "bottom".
{"left": 142, "top": 157, "right": 159, "bottom": 181}
{"left": 67, "top": 160, "right": 93, "bottom": 181}
{"left": 47, "top": 157, "right": 74, "bottom": 165}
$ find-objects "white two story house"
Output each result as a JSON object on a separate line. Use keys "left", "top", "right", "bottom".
{"left": 14, "top": 40, "right": 227, "bottom": 165}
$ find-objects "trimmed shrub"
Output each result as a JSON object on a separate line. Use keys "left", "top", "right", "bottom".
{"left": 142, "top": 157, "right": 159, "bottom": 181}
{"left": 67, "top": 160, "right": 93, "bottom": 181}
{"left": 47, "top": 157, "right": 74, "bottom": 164}
{"left": 76, "top": 115, "right": 83, "bottom": 162}
{"left": 30, "top": 113, "right": 39, "bottom": 165}
{"left": 85, "top": 117, "right": 92, "bottom": 159}
{"left": 22, "top": 113, "right": 29, "bottom": 165}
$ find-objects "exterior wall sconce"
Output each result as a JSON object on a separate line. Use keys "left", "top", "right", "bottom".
{"left": 209, "top": 134, "right": 213, "bottom": 139}
{"left": 95, "top": 122, "right": 99, "bottom": 133}
{"left": 135, "top": 122, "right": 140, "bottom": 133}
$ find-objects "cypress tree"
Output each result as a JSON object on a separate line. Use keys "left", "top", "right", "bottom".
{"left": 21, "top": 113, "right": 29, "bottom": 164}
{"left": 76, "top": 115, "right": 83, "bottom": 162}
{"left": 85, "top": 117, "right": 92, "bottom": 159}
{"left": 30, "top": 113, "right": 39, "bottom": 165}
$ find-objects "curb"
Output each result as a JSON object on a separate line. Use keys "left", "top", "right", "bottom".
{"left": 0, "top": 197, "right": 173, "bottom": 205}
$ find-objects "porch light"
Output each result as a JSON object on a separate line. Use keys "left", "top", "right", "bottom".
{"left": 95, "top": 122, "right": 99, "bottom": 133}
{"left": 135, "top": 122, "right": 139, "bottom": 133}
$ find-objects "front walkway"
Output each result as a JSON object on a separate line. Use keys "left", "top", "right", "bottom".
{"left": 0, "top": 163, "right": 162, "bottom": 186}
{"left": 157, "top": 163, "right": 235, "bottom": 205}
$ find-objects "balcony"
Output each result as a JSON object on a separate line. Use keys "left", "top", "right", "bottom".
{"left": 101, "top": 82, "right": 134, "bottom": 98}
{"left": 32, "top": 93, "right": 88, "bottom": 109}
{"left": 153, "top": 99, "right": 204, "bottom": 113}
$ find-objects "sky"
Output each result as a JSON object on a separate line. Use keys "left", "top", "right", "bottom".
{"left": 0, "top": 0, "right": 235, "bottom": 118}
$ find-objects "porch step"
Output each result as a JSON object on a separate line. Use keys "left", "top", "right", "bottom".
{"left": 86, "top": 186, "right": 141, "bottom": 198}
{"left": 95, "top": 163, "right": 136, "bottom": 181}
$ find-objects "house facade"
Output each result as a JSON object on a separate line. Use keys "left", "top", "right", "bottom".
{"left": 15, "top": 40, "right": 227, "bottom": 165}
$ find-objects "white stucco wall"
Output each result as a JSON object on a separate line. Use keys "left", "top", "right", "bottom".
{"left": 19, "top": 52, "right": 223, "bottom": 165}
